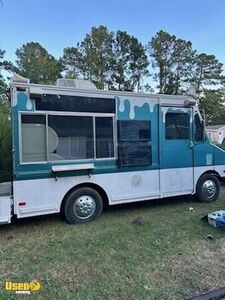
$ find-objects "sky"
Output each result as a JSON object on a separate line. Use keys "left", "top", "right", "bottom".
{"left": 1, "top": 0, "right": 225, "bottom": 71}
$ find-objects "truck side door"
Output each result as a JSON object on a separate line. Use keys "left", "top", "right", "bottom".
{"left": 159, "top": 107, "right": 194, "bottom": 197}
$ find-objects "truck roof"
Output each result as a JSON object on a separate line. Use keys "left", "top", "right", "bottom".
{"left": 10, "top": 75, "right": 197, "bottom": 107}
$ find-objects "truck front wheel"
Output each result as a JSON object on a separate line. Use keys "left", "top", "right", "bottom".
{"left": 195, "top": 173, "right": 220, "bottom": 203}
{"left": 64, "top": 187, "right": 103, "bottom": 224}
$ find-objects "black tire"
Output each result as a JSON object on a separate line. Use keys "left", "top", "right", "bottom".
{"left": 64, "top": 187, "right": 103, "bottom": 224}
{"left": 195, "top": 173, "right": 220, "bottom": 203}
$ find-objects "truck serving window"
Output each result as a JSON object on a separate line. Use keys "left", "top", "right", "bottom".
{"left": 118, "top": 120, "right": 151, "bottom": 167}
{"left": 20, "top": 113, "right": 115, "bottom": 163}
{"left": 96, "top": 117, "right": 114, "bottom": 158}
{"left": 21, "top": 114, "right": 47, "bottom": 162}
{"left": 48, "top": 115, "right": 94, "bottom": 160}
{"left": 165, "top": 113, "right": 190, "bottom": 140}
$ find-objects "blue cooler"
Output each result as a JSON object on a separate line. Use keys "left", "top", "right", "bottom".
{"left": 208, "top": 211, "right": 225, "bottom": 230}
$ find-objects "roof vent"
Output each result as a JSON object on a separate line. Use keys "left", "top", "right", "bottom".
{"left": 185, "top": 85, "right": 197, "bottom": 100}
{"left": 55, "top": 79, "right": 97, "bottom": 90}
{"left": 12, "top": 73, "right": 30, "bottom": 84}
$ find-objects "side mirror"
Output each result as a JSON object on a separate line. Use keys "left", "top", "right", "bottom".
{"left": 194, "top": 113, "right": 205, "bottom": 143}
{"left": 202, "top": 120, "right": 206, "bottom": 142}
{"left": 193, "top": 123, "right": 196, "bottom": 136}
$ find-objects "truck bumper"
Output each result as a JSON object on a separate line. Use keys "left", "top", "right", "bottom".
{"left": 0, "top": 182, "right": 12, "bottom": 224}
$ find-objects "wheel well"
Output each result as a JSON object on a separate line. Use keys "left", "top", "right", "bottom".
{"left": 60, "top": 182, "right": 109, "bottom": 212}
{"left": 199, "top": 170, "right": 222, "bottom": 182}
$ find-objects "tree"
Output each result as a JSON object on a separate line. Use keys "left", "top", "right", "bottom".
{"left": 148, "top": 30, "right": 194, "bottom": 94}
{"left": 169, "top": 38, "right": 195, "bottom": 94}
{"left": 62, "top": 27, "right": 149, "bottom": 91}
{"left": 60, "top": 47, "right": 83, "bottom": 79}
{"left": 128, "top": 36, "right": 149, "bottom": 91}
{"left": 15, "top": 42, "right": 62, "bottom": 84}
{"left": 0, "top": 48, "right": 11, "bottom": 107}
{"left": 0, "top": 96, "right": 12, "bottom": 182}
{"left": 81, "top": 26, "right": 115, "bottom": 89}
{"left": 190, "top": 53, "right": 224, "bottom": 96}
{"left": 0, "top": 48, "right": 12, "bottom": 96}
{"left": 112, "top": 31, "right": 149, "bottom": 91}
{"left": 111, "top": 31, "right": 131, "bottom": 90}
{"left": 0, "top": 49, "right": 12, "bottom": 182}
{"left": 199, "top": 89, "right": 225, "bottom": 125}
{"left": 62, "top": 26, "right": 114, "bottom": 89}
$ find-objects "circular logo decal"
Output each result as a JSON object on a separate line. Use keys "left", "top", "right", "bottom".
{"left": 130, "top": 175, "right": 142, "bottom": 188}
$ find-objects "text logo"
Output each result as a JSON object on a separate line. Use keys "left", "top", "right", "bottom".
{"left": 5, "top": 280, "right": 41, "bottom": 294}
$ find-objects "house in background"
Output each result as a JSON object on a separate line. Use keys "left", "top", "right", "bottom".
{"left": 206, "top": 125, "right": 225, "bottom": 145}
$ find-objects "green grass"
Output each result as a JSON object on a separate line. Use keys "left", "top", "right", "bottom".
{"left": 1, "top": 190, "right": 225, "bottom": 300}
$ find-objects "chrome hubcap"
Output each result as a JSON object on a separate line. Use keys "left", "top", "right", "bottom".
{"left": 73, "top": 195, "right": 96, "bottom": 219}
{"left": 202, "top": 180, "right": 216, "bottom": 198}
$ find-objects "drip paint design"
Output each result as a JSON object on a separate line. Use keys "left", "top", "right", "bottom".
{"left": 26, "top": 97, "right": 33, "bottom": 110}
{"left": 13, "top": 92, "right": 34, "bottom": 111}
{"left": 117, "top": 96, "right": 156, "bottom": 119}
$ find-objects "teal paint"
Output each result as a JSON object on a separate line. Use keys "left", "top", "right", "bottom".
{"left": 12, "top": 92, "right": 225, "bottom": 182}
{"left": 15, "top": 92, "right": 35, "bottom": 111}
{"left": 159, "top": 107, "right": 193, "bottom": 169}
{"left": 116, "top": 97, "right": 131, "bottom": 120}
{"left": 214, "top": 144, "right": 225, "bottom": 165}
{"left": 116, "top": 96, "right": 159, "bottom": 167}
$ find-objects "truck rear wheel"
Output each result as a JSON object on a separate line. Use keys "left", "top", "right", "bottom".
{"left": 195, "top": 173, "right": 220, "bottom": 203}
{"left": 64, "top": 187, "right": 103, "bottom": 224}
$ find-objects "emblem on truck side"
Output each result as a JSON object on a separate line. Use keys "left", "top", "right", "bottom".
{"left": 130, "top": 175, "right": 142, "bottom": 188}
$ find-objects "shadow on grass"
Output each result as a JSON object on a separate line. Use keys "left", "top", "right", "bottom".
{"left": 104, "top": 194, "right": 194, "bottom": 212}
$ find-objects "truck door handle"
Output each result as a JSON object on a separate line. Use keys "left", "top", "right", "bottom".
{"left": 190, "top": 141, "right": 194, "bottom": 149}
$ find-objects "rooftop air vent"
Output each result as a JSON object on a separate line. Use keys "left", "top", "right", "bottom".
{"left": 55, "top": 79, "right": 97, "bottom": 90}
{"left": 12, "top": 73, "right": 30, "bottom": 84}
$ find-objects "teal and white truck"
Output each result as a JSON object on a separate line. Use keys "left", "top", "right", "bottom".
{"left": 0, "top": 75, "right": 225, "bottom": 224}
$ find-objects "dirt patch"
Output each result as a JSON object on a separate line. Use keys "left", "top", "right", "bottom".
{"left": 170, "top": 237, "right": 225, "bottom": 297}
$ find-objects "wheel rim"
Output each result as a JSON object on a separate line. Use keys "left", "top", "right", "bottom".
{"left": 73, "top": 195, "right": 96, "bottom": 219}
{"left": 202, "top": 180, "right": 216, "bottom": 198}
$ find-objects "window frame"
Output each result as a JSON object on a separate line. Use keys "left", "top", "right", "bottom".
{"left": 19, "top": 110, "right": 117, "bottom": 165}
{"left": 118, "top": 120, "right": 152, "bottom": 167}
{"left": 95, "top": 116, "right": 116, "bottom": 159}
{"left": 165, "top": 112, "right": 190, "bottom": 140}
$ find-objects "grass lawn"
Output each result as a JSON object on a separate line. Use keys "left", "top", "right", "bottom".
{"left": 1, "top": 189, "right": 225, "bottom": 300}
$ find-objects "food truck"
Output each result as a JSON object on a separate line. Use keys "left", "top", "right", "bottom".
{"left": 0, "top": 75, "right": 225, "bottom": 224}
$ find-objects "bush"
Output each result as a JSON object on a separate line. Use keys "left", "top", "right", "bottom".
{"left": 0, "top": 96, "right": 12, "bottom": 182}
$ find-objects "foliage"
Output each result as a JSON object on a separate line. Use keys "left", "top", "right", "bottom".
{"left": 60, "top": 47, "right": 82, "bottom": 79}
{"left": 0, "top": 49, "right": 12, "bottom": 182}
{"left": 190, "top": 53, "right": 225, "bottom": 95}
{"left": 148, "top": 30, "right": 195, "bottom": 94}
{"left": 0, "top": 48, "right": 13, "bottom": 74}
{"left": 61, "top": 26, "right": 149, "bottom": 91}
{"left": 0, "top": 28, "right": 225, "bottom": 149}
{"left": 62, "top": 26, "right": 114, "bottom": 89}
{"left": 199, "top": 89, "right": 225, "bottom": 125}
{"left": 0, "top": 98, "right": 12, "bottom": 182}
{"left": 149, "top": 31, "right": 225, "bottom": 96}
{"left": 15, "top": 42, "right": 62, "bottom": 84}
{"left": 112, "top": 30, "right": 149, "bottom": 91}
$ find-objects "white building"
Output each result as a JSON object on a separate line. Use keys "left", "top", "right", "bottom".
{"left": 206, "top": 125, "right": 225, "bottom": 145}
